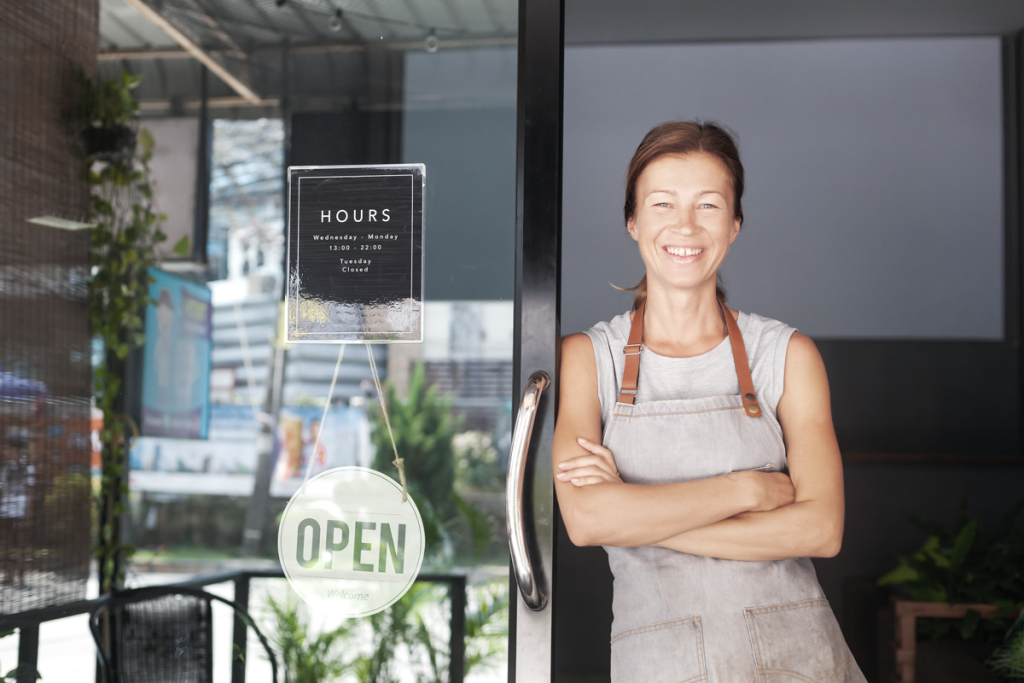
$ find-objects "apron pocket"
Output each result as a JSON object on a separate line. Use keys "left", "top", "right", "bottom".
{"left": 610, "top": 616, "right": 707, "bottom": 683}
{"left": 744, "top": 599, "right": 864, "bottom": 683}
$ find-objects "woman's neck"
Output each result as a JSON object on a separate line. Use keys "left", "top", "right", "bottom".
{"left": 640, "top": 280, "right": 728, "bottom": 358}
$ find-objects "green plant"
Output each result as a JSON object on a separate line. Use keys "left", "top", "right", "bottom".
{"left": 369, "top": 364, "right": 505, "bottom": 565}
{"left": 988, "top": 613, "right": 1024, "bottom": 680}
{"left": 453, "top": 431, "right": 503, "bottom": 491}
{"left": 73, "top": 69, "right": 142, "bottom": 130}
{"left": 463, "top": 581, "right": 509, "bottom": 677}
{"left": 450, "top": 492, "right": 497, "bottom": 560}
{"left": 370, "top": 363, "right": 460, "bottom": 518}
{"left": 79, "top": 69, "right": 188, "bottom": 594}
{"left": 878, "top": 497, "right": 1024, "bottom": 642}
{"left": 356, "top": 586, "right": 425, "bottom": 683}
{"left": 354, "top": 581, "right": 509, "bottom": 683}
{"left": 263, "top": 593, "right": 357, "bottom": 683}
{"left": 261, "top": 580, "right": 509, "bottom": 683}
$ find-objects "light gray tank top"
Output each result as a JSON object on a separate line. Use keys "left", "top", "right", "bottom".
{"left": 586, "top": 309, "right": 796, "bottom": 426}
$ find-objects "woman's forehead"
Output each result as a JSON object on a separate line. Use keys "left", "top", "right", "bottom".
{"left": 639, "top": 153, "right": 733, "bottom": 193}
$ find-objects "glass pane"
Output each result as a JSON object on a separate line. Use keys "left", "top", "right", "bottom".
{"left": 105, "top": 0, "right": 517, "bottom": 679}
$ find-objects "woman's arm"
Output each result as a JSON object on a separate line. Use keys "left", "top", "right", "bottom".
{"left": 553, "top": 332, "right": 795, "bottom": 548}
{"left": 652, "top": 333, "right": 845, "bottom": 560}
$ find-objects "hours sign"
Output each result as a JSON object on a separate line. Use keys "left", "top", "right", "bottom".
{"left": 286, "top": 165, "right": 424, "bottom": 343}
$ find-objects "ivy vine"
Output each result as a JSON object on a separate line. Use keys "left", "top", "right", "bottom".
{"left": 77, "top": 69, "right": 189, "bottom": 593}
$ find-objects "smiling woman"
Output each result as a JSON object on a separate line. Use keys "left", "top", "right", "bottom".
{"left": 552, "top": 121, "right": 868, "bottom": 683}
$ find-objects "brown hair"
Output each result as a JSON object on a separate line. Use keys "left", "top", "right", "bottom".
{"left": 622, "top": 120, "right": 745, "bottom": 309}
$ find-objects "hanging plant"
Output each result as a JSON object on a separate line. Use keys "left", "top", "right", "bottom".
{"left": 70, "top": 69, "right": 141, "bottom": 161}
{"left": 75, "top": 68, "right": 189, "bottom": 594}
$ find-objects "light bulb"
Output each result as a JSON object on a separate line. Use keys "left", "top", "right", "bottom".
{"left": 330, "top": 9, "right": 343, "bottom": 32}
{"left": 424, "top": 28, "right": 439, "bottom": 53}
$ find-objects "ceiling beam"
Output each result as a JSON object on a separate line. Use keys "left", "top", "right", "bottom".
{"left": 99, "top": 49, "right": 193, "bottom": 60}
{"left": 98, "top": 36, "right": 517, "bottom": 61}
{"left": 179, "top": 0, "right": 248, "bottom": 60}
{"left": 139, "top": 96, "right": 279, "bottom": 110}
{"left": 120, "top": 0, "right": 261, "bottom": 103}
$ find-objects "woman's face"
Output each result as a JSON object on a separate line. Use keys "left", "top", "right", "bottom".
{"left": 627, "top": 152, "right": 741, "bottom": 297}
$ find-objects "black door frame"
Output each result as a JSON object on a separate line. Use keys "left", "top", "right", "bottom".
{"left": 509, "top": 0, "right": 564, "bottom": 681}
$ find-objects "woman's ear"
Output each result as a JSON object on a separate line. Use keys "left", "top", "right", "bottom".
{"left": 728, "top": 217, "right": 741, "bottom": 244}
{"left": 626, "top": 217, "right": 639, "bottom": 242}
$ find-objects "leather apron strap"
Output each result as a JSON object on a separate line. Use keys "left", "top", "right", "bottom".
{"left": 618, "top": 300, "right": 763, "bottom": 417}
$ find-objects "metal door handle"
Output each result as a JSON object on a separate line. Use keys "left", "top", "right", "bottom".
{"left": 506, "top": 370, "right": 550, "bottom": 611}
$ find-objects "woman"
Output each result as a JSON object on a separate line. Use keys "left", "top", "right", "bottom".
{"left": 552, "top": 121, "right": 867, "bottom": 683}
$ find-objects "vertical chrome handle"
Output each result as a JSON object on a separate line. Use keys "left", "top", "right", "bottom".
{"left": 506, "top": 370, "right": 550, "bottom": 611}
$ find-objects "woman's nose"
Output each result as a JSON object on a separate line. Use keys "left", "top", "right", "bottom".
{"left": 672, "top": 208, "right": 697, "bottom": 233}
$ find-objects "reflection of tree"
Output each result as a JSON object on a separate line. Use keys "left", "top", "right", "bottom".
{"left": 208, "top": 119, "right": 284, "bottom": 290}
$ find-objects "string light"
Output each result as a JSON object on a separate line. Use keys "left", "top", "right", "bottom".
{"left": 329, "top": 9, "right": 343, "bottom": 31}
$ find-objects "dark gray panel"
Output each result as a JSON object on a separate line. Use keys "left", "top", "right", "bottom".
{"left": 566, "top": 0, "right": 1024, "bottom": 45}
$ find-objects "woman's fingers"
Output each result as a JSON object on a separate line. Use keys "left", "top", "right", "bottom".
{"left": 576, "top": 437, "right": 613, "bottom": 458}
{"left": 565, "top": 475, "right": 602, "bottom": 485}
{"left": 554, "top": 437, "right": 622, "bottom": 487}
{"left": 559, "top": 454, "right": 613, "bottom": 473}
{"left": 575, "top": 438, "right": 618, "bottom": 471}
{"left": 556, "top": 464, "right": 613, "bottom": 481}
{"left": 556, "top": 468, "right": 613, "bottom": 487}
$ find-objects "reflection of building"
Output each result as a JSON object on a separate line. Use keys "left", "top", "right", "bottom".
{"left": 209, "top": 295, "right": 389, "bottom": 407}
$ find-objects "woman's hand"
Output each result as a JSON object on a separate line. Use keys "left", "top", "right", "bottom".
{"left": 744, "top": 471, "right": 796, "bottom": 511}
{"left": 555, "top": 437, "right": 623, "bottom": 487}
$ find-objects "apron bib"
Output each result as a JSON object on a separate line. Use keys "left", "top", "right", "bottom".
{"left": 604, "top": 302, "right": 866, "bottom": 683}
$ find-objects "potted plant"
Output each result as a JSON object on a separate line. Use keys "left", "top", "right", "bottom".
{"left": 71, "top": 69, "right": 141, "bottom": 161}
{"left": 877, "top": 497, "right": 1024, "bottom": 682}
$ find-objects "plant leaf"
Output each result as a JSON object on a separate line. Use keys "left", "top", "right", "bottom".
{"left": 172, "top": 236, "right": 191, "bottom": 257}
{"left": 950, "top": 519, "right": 977, "bottom": 570}
{"left": 138, "top": 127, "right": 154, "bottom": 153}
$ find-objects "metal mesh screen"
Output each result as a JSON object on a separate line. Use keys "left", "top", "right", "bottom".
{"left": 0, "top": 0, "right": 97, "bottom": 613}
{"left": 107, "top": 593, "right": 213, "bottom": 683}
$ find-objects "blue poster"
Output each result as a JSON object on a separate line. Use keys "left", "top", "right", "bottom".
{"left": 141, "top": 268, "right": 212, "bottom": 438}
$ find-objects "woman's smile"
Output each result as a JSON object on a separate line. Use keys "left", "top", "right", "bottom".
{"left": 663, "top": 245, "right": 706, "bottom": 263}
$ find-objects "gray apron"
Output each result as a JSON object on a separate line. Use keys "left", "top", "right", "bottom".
{"left": 604, "top": 302, "right": 866, "bottom": 683}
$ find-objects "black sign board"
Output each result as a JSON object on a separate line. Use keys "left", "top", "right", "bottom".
{"left": 286, "top": 165, "right": 424, "bottom": 343}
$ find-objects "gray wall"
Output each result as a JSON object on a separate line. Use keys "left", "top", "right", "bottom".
{"left": 563, "top": 37, "right": 1004, "bottom": 339}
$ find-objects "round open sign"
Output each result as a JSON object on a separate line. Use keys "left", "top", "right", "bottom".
{"left": 278, "top": 467, "right": 425, "bottom": 617}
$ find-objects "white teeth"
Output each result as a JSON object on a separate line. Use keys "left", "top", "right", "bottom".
{"left": 666, "top": 247, "right": 703, "bottom": 257}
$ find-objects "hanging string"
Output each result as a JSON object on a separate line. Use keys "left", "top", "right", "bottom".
{"left": 366, "top": 343, "right": 406, "bottom": 502}
{"left": 299, "top": 344, "right": 345, "bottom": 494}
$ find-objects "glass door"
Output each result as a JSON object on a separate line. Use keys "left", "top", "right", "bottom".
{"left": 137, "top": 1, "right": 527, "bottom": 680}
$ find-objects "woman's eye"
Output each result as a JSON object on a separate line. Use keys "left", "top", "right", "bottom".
{"left": 698, "top": 203, "right": 717, "bottom": 209}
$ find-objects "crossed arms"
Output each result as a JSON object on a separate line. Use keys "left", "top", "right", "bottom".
{"left": 551, "top": 331, "right": 845, "bottom": 562}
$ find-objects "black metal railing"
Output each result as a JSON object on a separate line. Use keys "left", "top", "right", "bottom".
{"left": 0, "top": 569, "right": 467, "bottom": 683}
